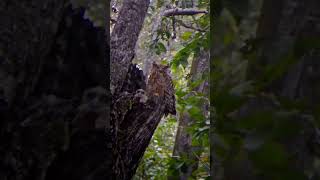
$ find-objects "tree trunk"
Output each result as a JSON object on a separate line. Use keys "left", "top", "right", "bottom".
{"left": 0, "top": 2, "right": 109, "bottom": 180}
{"left": 142, "top": 4, "right": 167, "bottom": 78}
{"left": 169, "top": 50, "right": 209, "bottom": 179}
{"left": 110, "top": 0, "right": 177, "bottom": 179}
{"left": 110, "top": 0, "right": 150, "bottom": 95}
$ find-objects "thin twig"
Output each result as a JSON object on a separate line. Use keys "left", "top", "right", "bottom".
{"left": 175, "top": 19, "right": 208, "bottom": 32}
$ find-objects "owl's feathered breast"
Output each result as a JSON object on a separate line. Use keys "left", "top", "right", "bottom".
{"left": 146, "top": 63, "right": 176, "bottom": 115}
{"left": 147, "top": 69, "right": 165, "bottom": 96}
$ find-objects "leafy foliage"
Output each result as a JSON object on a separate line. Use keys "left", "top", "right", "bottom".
{"left": 134, "top": 117, "right": 177, "bottom": 179}
{"left": 134, "top": 0, "right": 210, "bottom": 179}
{"left": 211, "top": 0, "right": 320, "bottom": 179}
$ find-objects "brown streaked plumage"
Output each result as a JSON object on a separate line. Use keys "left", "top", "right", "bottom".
{"left": 146, "top": 62, "right": 176, "bottom": 115}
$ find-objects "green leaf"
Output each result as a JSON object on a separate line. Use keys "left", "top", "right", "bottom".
{"left": 171, "top": 33, "right": 206, "bottom": 68}
{"left": 189, "top": 78, "right": 206, "bottom": 90}
{"left": 181, "top": 31, "right": 193, "bottom": 41}
{"left": 155, "top": 42, "right": 167, "bottom": 55}
{"left": 188, "top": 106, "right": 205, "bottom": 121}
{"left": 175, "top": 88, "right": 188, "bottom": 98}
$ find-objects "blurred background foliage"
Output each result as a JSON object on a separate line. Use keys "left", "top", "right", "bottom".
{"left": 212, "top": 0, "right": 320, "bottom": 179}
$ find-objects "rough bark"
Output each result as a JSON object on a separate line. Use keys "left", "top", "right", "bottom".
{"left": 0, "top": 2, "right": 109, "bottom": 180}
{"left": 170, "top": 50, "right": 209, "bottom": 179}
{"left": 142, "top": 5, "right": 167, "bottom": 78}
{"left": 110, "top": 0, "right": 175, "bottom": 179}
{"left": 110, "top": 0, "right": 150, "bottom": 95}
{"left": 112, "top": 63, "right": 171, "bottom": 179}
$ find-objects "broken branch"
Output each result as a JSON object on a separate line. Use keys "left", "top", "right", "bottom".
{"left": 163, "top": 8, "right": 208, "bottom": 17}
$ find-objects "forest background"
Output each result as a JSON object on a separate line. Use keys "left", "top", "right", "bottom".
{"left": 0, "top": 0, "right": 320, "bottom": 180}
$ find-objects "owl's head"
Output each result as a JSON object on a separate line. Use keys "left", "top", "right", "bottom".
{"left": 152, "top": 62, "right": 170, "bottom": 72}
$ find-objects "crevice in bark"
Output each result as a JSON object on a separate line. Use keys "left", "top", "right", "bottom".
{"left": 112, "top": 64, "right": 169, "bottom": 179}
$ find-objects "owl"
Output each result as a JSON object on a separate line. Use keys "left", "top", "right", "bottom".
{"left": 146, "top": 62, "right": 176, "bottom": 116}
